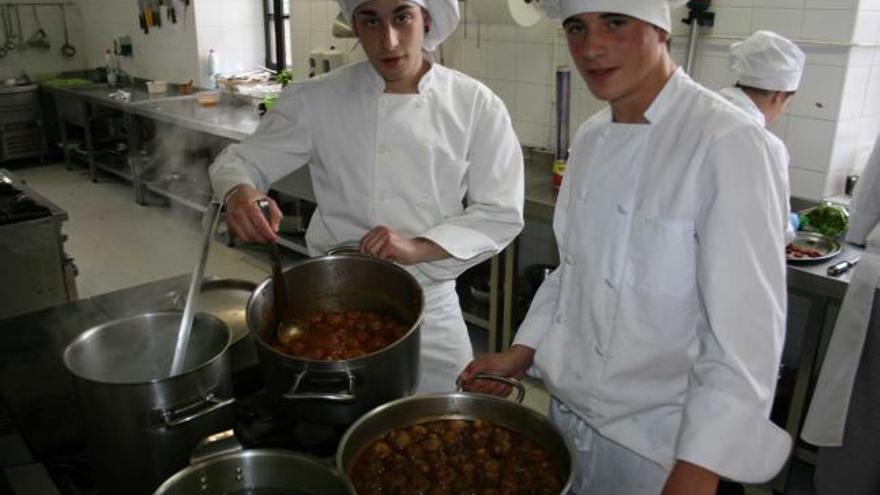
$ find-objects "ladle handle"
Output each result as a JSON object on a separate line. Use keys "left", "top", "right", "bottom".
{"left": 170, "top": 201, "right": 222, "bottom": 376}
{"left": 257, "top": 199, "right": 287, "bottom": 324}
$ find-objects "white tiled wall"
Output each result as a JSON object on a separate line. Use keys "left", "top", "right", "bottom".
{"left": 10, "top": 1, "right": 877, "bottom": 201}
{"left": 74, "top": 0, "right": 202, "bottom": 85}
{"left": 292, "top": 2, "right": 877, "bottom": 200}
{"left": 15, "top": 0, "right": 266, "bottom": 88}
{"left": 0, "top": 4, "right": 87, "bottom": 81}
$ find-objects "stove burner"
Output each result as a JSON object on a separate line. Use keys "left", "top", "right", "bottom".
{"left": 233, "top": 390, "right": 346, "bottom": 459}
{"left": 0, "top": 181, "right": 52, "bottom": 225}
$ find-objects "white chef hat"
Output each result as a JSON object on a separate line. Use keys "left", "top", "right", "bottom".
{"left": 539, "top": 0, "right": 688, "bottom": 32}
{"left": 729, "top": 31, "right": 805, "bottom": 92}
{"left": 337, "top": 0, "right": 459, "bottom": 52}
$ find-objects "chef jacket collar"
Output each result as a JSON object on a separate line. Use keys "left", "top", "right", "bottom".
{"left": 362, "top": 57, "right": 437, "bottom": 95}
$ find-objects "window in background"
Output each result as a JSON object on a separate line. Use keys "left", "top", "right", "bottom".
{"left": 263, "top": 0, "right": 291, "bottom": 70}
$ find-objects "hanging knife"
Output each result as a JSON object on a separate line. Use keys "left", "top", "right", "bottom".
{"left": 827, "top": 257, "right": 860, "bottom": 277}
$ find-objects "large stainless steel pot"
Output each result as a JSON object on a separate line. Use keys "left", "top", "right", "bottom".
{"left": 63, "top": 311, "right": 235, "bottom": 495}
{"left": 337, "top": 376, "right": 574, "bottom": 494}
{"left": 247, "top": 253, "right": 423, "bottom": 425}
{"left": 154, "top": 430, "right": 356, "bottom": 495}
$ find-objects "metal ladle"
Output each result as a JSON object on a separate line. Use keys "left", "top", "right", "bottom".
{"left": 3, "top": 5, "right": 17, "bottom": 51}
{"left": 59, "top": 5, "right": 76, "bottom": 58}
{"left": 256, "top": 199, "right": 307, "bottom": 344}
{"left": 169, "top": 201, "right": 222, "bottom": 376}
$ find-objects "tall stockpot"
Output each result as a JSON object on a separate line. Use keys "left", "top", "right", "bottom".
{"left": 246, "top": 253, "right": 423, "bottom": 425}
{"left": 63, "top": 311, "right": 235, "bottom": 495}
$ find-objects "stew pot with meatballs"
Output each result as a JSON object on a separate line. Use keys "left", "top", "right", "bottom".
{"left": 337, "top": 374, "right": 574, "bottom": 494}
{"left": 246, "top": 252, "right": 424, "bottom": 425}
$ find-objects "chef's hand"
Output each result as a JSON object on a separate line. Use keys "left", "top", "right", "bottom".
{"left": 458, "top": 345, "right": 535, "bottom": 397}
{"left": 359, "top": 226, "right": 448, "bottom": 265}
{"left": 660, "top": 461, "right": 719, "bottom": 495}
{"left": 223, "top": 184, "right": 281, "bottom": 243}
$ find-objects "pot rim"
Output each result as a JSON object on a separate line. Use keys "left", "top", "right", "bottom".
{"left": 63, "top": 310, "right": 232, "bottom": 386}
{"left": 154, "top": 448, "right": 356, "bottom": 495}
{"left": 248, "top": 253, "right": 425, "bottom": 364}
{"left": 335, "top": 391, "right": 576, "bottom": 492}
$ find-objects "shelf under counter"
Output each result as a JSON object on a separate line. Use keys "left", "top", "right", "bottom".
{"left": 141, "top": 180, "right": 211, "bottom": 213}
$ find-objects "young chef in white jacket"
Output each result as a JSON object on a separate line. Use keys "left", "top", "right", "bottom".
{"left": 721, "top": 30, "right": 805, "bottom": 241}
{"left": 460, "top": 1, "right": 792, "bottom": 493}
{"left": 209, "top": 0, "right": 524, "bottom": 394}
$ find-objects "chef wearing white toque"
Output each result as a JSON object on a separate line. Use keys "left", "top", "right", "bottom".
{"left": 724, "top": 30, "right": 804, "bottom": 127}
{"left": 210, "top": 0, "right": 524, "bottom": 394}
{"left": 721, "top": 30, "right": 805, "bottom": 241}
{"left": 461, "top": 1, "right": 791, "bottom": 494}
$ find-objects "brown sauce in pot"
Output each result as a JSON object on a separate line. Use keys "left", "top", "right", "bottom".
{"left": 272, "top": 310, "right": 407, "bottom": 361}
{"left": 349, "top": 419, "right": 564, "bottom": 495}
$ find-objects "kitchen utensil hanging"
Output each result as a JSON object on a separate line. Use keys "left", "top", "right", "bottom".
{"left": 26, "top": 6, "right": 50, "bottom": 50}
{"left": 0, "top": 6, "right": 8, "bottom": 58}
{"left": 12, "top": 5, "right": 26, "bottom": 52}
{"left": 59, "top": 4, "right": 75, "bottom": 57}
{"left": 2, "top": 5, "right": 16, "bottom": 51}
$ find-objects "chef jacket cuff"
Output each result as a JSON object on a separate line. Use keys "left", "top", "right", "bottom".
{"left": 209, "top": 154, "right": 261, "bottom": 202}
{"left": 421, "top": 224, "right": 498, "bottom": 260}
{"left": 415, "top": 224, "right": 499, "bottom": 281}
{"left": 676, "top": 386, "right": 792, "bottom": 483}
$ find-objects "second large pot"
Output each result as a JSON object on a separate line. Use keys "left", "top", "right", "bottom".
{"left": 63, "top": 311, "right": 234, "bottom": 495}
{"left": 336, "top": 379, "right": 574, "bottom": 494}
{"left": 247, "top": 253, "right": 424, "bottom": 425}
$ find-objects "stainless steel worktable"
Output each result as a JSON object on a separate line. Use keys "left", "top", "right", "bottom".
{"left": 125, "top": 92, "right": 261, "bottom": 142}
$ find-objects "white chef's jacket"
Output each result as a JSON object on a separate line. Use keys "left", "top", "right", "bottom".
{"left": 720, "top": 87, "right": 794, "bottom": 241}
{"left": 515, "top": 69, "right": 792, "bottom": 483}
{"left": 802, "top": 133, "right": 880, "bottom": 449}
{"left": 210, "top": 61, "right": 524, "bottom": 392}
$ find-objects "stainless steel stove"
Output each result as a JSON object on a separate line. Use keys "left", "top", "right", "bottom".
{"left": 0, "top": 168, "right": 77, "bottom": 319}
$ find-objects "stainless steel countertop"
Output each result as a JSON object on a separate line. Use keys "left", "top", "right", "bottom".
{"left": 126, "top": 92, "right": 261, "bottom": 141}
{"left": 43, "top": 83, "right": 190, "bottom": 111}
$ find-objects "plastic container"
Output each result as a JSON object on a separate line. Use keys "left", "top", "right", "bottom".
{"left": 196, "top": 91, "right": 220, "bottom": 106}
{"left": 146, "top": 80, "right": 168, "bottom": 94}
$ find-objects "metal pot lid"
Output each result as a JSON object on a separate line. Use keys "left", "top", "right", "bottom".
{"left": 191, "top": 278, "right": 257, "bottom": 346}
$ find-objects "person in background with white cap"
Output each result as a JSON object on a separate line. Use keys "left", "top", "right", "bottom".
{"left": 209, "top": 0, "right": 524, "bottom": 393}
{"left": 722, "top": 30, "right": 805, "bottom": 240}
{"left": 723, "top": 30, "right": 804, "bottom": 129}
{"left": 461, "top": 0, "right": 791, "bottom": 493}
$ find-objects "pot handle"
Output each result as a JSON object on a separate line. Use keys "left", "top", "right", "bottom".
{"left": 282, "top": 369, "right": 357, "bottom": 402}
{"left": 161, "top": 393, "right": 235, "bottom": 428}
{"left": 457, "top": 373, "right": 526, "bottom": 404}
{"left": 189, "top": 429, "right": 243, "bottom": 465}
{"left": 324, "top": 241, "right": 362, "bottom": 256}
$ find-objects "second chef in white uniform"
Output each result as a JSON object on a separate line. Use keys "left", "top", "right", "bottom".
{"left": 209, "top": 0, "right": 524, "bottom": 393}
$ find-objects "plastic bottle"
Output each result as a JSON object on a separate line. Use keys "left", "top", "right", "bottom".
{"left": 104, "top": 49, "right": 118, "bottom": 85}
{"left": 207, "top": 49, "right": 220, "bottom": 89}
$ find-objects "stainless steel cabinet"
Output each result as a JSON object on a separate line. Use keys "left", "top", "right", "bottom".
{"left": 0, "top": 85, "right": 46, "bottom": 162}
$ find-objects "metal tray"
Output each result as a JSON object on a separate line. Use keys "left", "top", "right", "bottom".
{"left": 786, "top": 231, "right": 842, "bottom": 263}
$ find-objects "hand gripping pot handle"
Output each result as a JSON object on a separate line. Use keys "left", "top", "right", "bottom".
{"left": 160, "top": 393, "right": 235, "bottom": 428}
{"left": 457, "top": 373, "right": 526, "bottom": 404}
{"left": 324, "top": 241, "right": 362, "bottom": 256}
{"left": 282, "top": 368, "right": 357, "bottom": 402}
